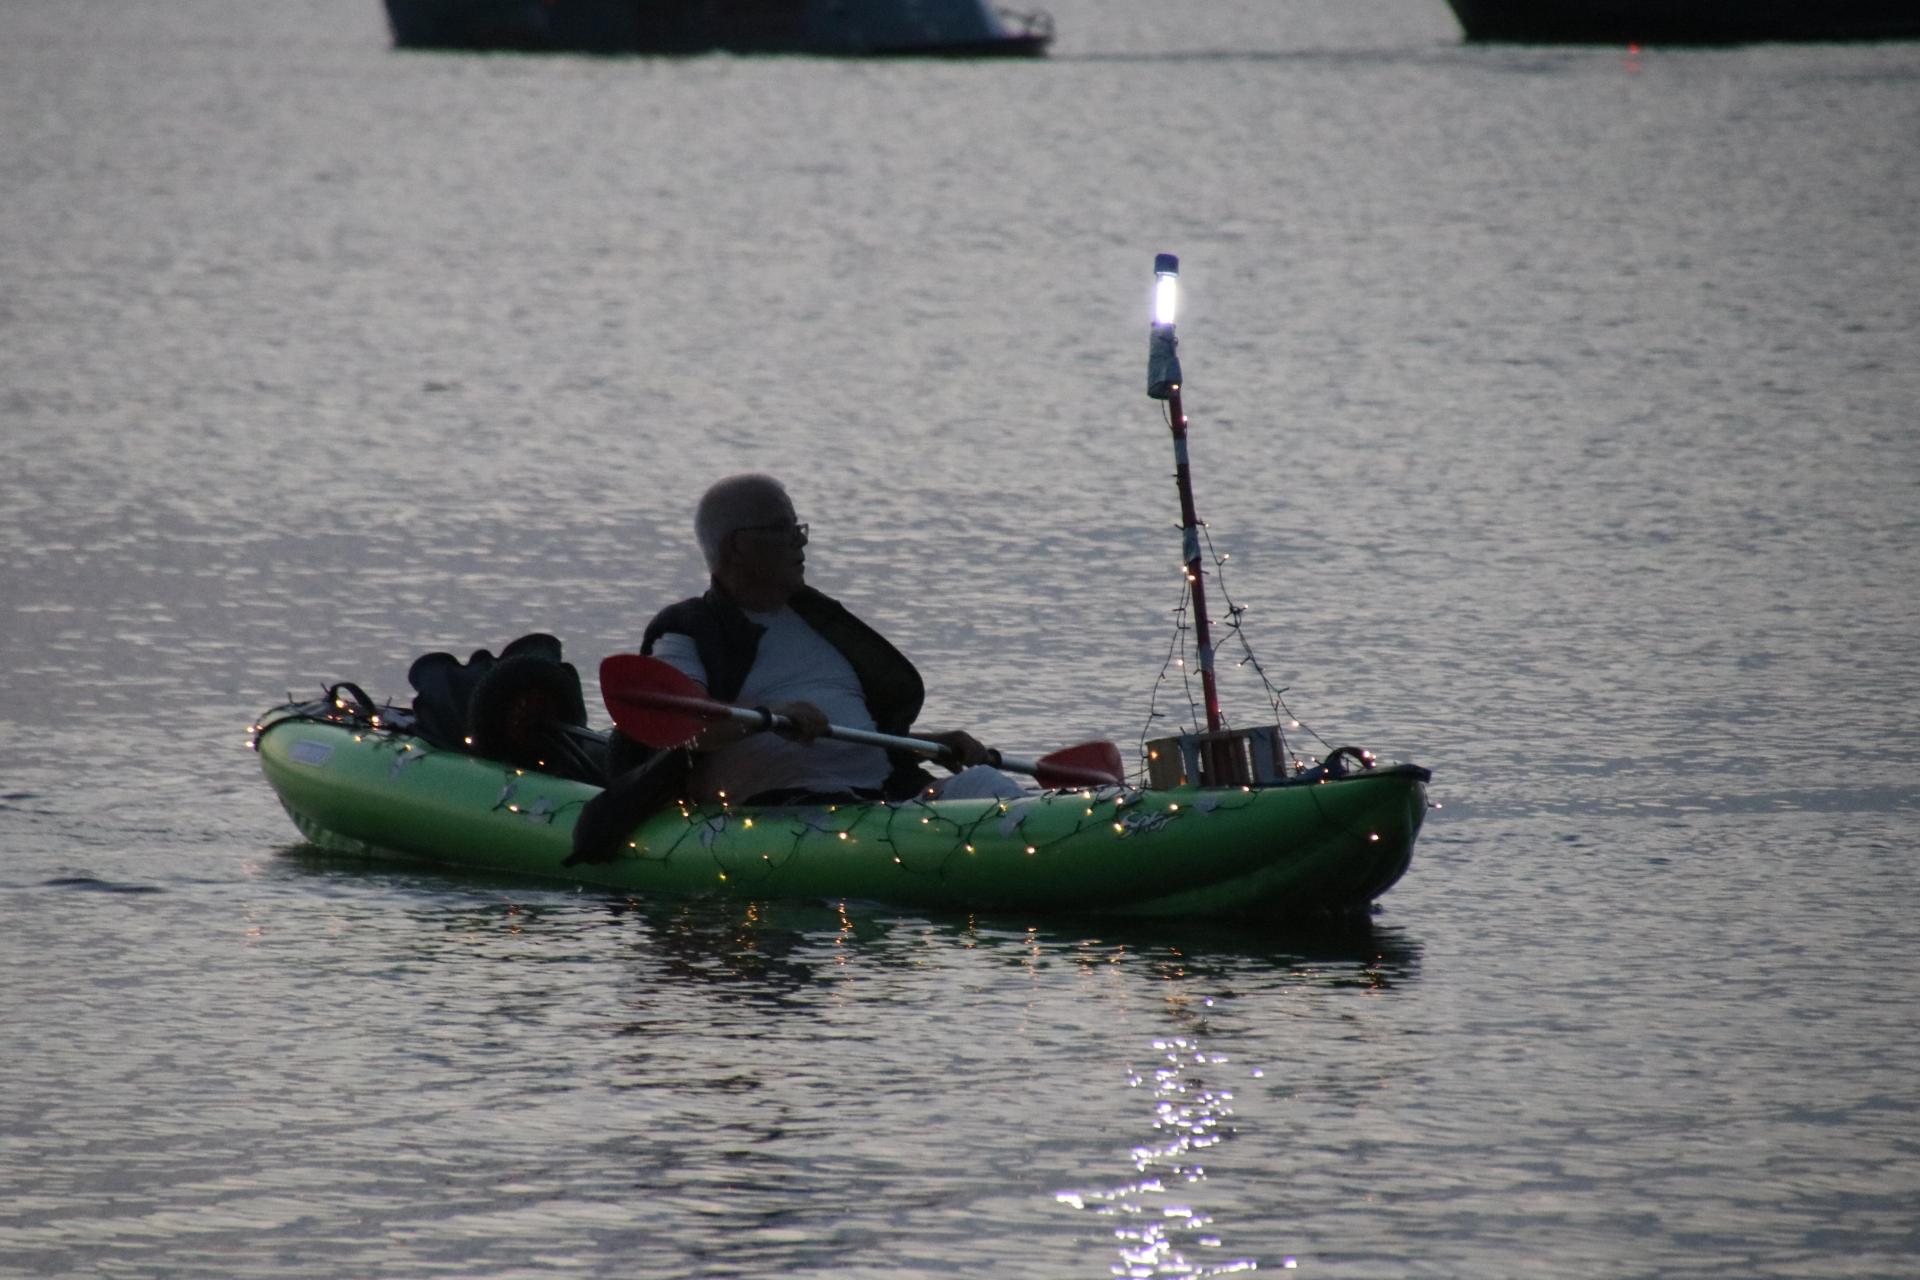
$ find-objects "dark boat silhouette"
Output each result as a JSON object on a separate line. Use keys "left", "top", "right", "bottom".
{"left": 1445, "top": 0, "right": 1920, "bottom": 44}
{"left": 383, "top": 0, "right": 1053, "bottom": 56}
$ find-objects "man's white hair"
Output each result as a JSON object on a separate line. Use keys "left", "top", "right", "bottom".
{"left": 694, "top": 473, "right": 792, "bottom": 571}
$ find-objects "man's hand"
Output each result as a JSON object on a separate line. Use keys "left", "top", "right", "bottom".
{"left": 770, "top": 701, "right": 830, "bottom": 742}
{"left": 921, "top": 729, "right": 993, "bottom": 772}
{"left": 686, "top": 697, "right": 829, "bottom": 750}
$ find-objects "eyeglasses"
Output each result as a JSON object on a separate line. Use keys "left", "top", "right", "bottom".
{"left": 733, "top": 521, "right": 809, "bottom": 546}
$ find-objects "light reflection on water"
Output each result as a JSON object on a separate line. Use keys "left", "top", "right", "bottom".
{"left": 1056, "top": 1028, "right": 1259, "bottom": 1278}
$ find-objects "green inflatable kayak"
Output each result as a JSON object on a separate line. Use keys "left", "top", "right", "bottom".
{"left": 253, "top": 693, "right": 1430, "bottom": 920}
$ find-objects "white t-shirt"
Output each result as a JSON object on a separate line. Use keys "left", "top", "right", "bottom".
{"left": 649, "top": 606, "right": 892, "bottom": 802}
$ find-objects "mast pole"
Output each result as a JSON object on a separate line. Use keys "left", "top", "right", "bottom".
{"left": 1147, "top": 254, "right": 1227, "bottom": 741}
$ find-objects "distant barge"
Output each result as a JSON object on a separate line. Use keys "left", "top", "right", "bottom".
{"left": 1445, "top": 0, "right": 1920, "bottom": 44}
{"left": 383, "top": 0, "right": 1053, "bottom": 56}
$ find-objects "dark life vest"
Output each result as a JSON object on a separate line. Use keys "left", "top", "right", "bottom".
{"left": 636, "top": 582, "right": 929, "bottom": 796}
{"left": 568, "top": 584, "right": 932, "bottom": 867}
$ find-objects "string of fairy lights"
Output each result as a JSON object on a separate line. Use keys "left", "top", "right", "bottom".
{"left": 1137, "top": 398, "right": 1344, "bottom": 782}
{"left": 612, "top": 781, "right": 1275, "bottom": 891}
{"left": 250, "top": 690, "right": 1383, "bottom": 893}
{"left": 250, "top": 689, "right": 600, "bottom": 823}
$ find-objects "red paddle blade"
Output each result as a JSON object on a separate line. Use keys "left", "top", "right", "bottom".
{"left": 600, "top": 653, "right": 716, "bottom": 748}
{"left": 1033, "top": 740, "right": 1127, "bottom": 788}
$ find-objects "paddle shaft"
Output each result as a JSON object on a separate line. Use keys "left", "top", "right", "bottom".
{"left": 634, "top": 688, "right": 1116, "bottom": 788}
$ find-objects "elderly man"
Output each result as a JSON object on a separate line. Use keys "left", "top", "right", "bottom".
{"left": 640, "top": 473, "right": 1019, "bottom": 806}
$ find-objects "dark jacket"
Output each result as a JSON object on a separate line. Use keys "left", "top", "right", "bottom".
{"left": 572, "top": 582, "right": 931, "bottom": 866}
{"left": 638, "top": 581, "right": 931, "bottom": 799}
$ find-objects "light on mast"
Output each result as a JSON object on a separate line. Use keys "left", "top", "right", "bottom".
{"left": 1154, "top": 263, "right": 1179, "bottom": 326}
{"left": 1146, "top": 252, "right": 1182, "bottom": 400}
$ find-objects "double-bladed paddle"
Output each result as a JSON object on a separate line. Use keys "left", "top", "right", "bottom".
{"left": 600, "top": 653, "right": 1126, "bottom": 790}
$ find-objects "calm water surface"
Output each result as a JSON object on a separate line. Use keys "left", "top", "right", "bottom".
{"left": 3, "top": 1, "right": 1918, "bottom": 1276}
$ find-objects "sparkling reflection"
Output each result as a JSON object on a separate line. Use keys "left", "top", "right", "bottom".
{"left": 1058, "top": 1023, "right": 1261, "bottom": 1277}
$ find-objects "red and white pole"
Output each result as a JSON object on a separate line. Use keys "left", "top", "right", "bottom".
{"left": 1147, "top": 254, "right": 1227, "bottom": 746}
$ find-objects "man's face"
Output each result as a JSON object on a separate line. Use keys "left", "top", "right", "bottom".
{"left": 719, "top": 492, "right": 809, "bottom": 605}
